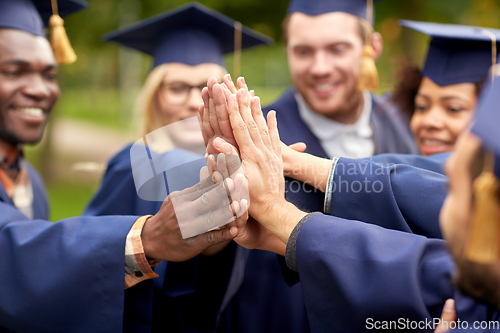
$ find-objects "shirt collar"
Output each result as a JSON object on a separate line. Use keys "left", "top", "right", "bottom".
{"left": 0, "top": 145, "right": 23, "bottom": 170}
{"left": 296, "top": 90, "right": 373, "bottom": 140}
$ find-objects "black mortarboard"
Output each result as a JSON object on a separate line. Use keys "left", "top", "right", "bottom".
{"left": 103, "top": 2, "right": 273, "bottom": 68}
{"left": 0, "top": 0, "right": 86, "bottom": 38}
{"left": 400, "top": 20, "right": 500, "bottom": 86}
{"left": 287, "top": 0, "right": 382, "bottom": 22}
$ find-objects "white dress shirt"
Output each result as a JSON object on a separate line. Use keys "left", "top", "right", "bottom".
{"left": 295, "top": 91, "right": 374, "bottom": 159}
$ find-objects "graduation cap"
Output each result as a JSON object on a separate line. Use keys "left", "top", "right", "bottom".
{"left": 287, "top": 0, "right": 382, "bottom": 23}
{"left": 0, "top": 0, "right": 86, "bottom": 37}
{"left": 400, "top": 20, "right": 500, "bottom": 86}
{"left": 463, "top": 70, "right": 500, "bottom": 264}
{"left": 103, "top": 2, "right": 273, "bottom": 77}
{"left": 0, "top": 0, "right": 87, "bottom": 64}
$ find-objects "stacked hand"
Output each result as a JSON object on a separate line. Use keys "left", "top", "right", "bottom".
{"left": 199, "top": 75, "right": 308, "bottom": 253}
{"left": 142, "top": 152, "right": 248, "bottom": 261}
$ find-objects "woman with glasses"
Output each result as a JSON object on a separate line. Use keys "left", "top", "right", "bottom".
{"left": 137, "top": 64, "right": 222, "bottom": 154}
{"left": 105, "top": 4, "right": 270, "bottom": 155}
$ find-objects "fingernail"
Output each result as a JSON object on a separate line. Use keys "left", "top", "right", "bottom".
{"left": 220, "top": 143, "right": 232, "bottom": 154}
{"left": 229, "top": 226, "right": 237, "bottom": 237}
{"left": 213, "top": 137, "right": 222, "bottom": 149}
{"left": 227, "top": 73, "right": 232, "bottom": 81}
{"left": 443, "top": 299, "right": 454, "bottom": 313}
{"left": 240, "top": 77, "right": 248, "bottom": 89}
{"left": 255, "top": 96, "right": 260, "bottom": 106}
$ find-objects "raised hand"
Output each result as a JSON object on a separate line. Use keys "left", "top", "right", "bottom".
{"left": 213, "top": 138, "right": 286, "bottom": 255}
{"left": 200, "top": 77, "right": 237, "bottom": 155}
{"left": 220, "top": 88, "right": 307, "bottom": 243}
{"left": 199, "top": 74, "right": 257, "bottom": 155}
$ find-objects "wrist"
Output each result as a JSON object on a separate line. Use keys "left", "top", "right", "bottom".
{"left": 141, "top": 215, "right": 160, "bottom": 261}
{"left": 255, "top": 201, "right": 307, "bottom": 244}
{"left": 311, "top": 155, "right": 332, "bottom": 192}
{"left": 257, "top": 236, "right": 286, "bottom": 256}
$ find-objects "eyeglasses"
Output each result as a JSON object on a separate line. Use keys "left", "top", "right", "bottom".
{"left": 159, "top": 81, "right": 207, "bottom": 105}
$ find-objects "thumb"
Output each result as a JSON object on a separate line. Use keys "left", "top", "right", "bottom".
{"left": 288, "top": 142, "right": 307, "bottom": 153}
{"left": 434, "top": 299, "right": 456, "bottom": 333}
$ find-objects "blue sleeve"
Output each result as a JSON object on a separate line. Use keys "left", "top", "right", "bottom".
{"left": 359, "top": 153, "right": 449, "bottom": 174}
{"left": 85, "top": 146, "right": 243, "bottom": 332}
{"left": 294, "top": 214, "right": 499, "bottom": 332}
{"left": 295, "top": 214, "right": 455, "bottom": 332}
{"left": 0, "top": 201, "right": 138, "bottom": 332}
{"left": 326, "top": 156, "right": 447, "bottom": 238}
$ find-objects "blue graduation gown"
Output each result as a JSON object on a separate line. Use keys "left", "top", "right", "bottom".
{"left": 293, "top": 213, "right": 500, "bottom": 332}
{"left": 262, "top": 88, "right": 419, "bottom": 159}
{"left": 325, "top": 153, "right": 449, "bottom": 238}
{"left": 0, "top": 162, "right": 139, "bottom": 332}
{"left": 85, "top": 144, "right": 310, "bottom": 333}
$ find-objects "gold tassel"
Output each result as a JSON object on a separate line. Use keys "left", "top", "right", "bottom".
{"left": 464, "top": 153, "right": 500, "bottom": 264}
{"left": 358, "top": 0, "right": 378, "bottom": 92}
{"left": 49, "top": 14, "right": 77, "bottom": 65}
{"left": 357, "top": 44, "right": 379, "bottom": 91}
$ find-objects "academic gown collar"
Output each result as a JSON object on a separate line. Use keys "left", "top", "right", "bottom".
{"left": 271, "top": 88, "right": 329, "bottom": 158}
{"left": 0, "top": 183, "right": 13, "bottom": 206}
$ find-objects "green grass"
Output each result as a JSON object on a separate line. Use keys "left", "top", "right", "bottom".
{"left": 53, "top": 88, "right": 129, "bottom": 131}
{"left": 45, "top": 180, "right": 101, "bottom": 222}
{"left": 25, "top": 133, "right": 103, "bottom": 222}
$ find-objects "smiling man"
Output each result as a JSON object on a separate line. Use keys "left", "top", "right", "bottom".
{"left": 0, "top": 28, "right": 58, "bottom": 219}
{"left": 0, "top": 29, "right": 58, "bottom": 148}
{"left": 0, "top": 1, "right": 243, "bottom": 331}
{"left": 263, "top": 0, "right": 418, "bottom": 160}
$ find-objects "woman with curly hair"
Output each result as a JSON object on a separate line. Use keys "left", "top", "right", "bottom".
{"left": 392, "top": 20, "right": 493, "bottom": 156}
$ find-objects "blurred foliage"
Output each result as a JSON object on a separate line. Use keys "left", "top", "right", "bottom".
{"left": 46, "top": 181, "right": 100, "bottom": 221}
{"left": 25, "top": 0, "right": 500, "bottom": 220}
{"left": 56, "top": 0, "right": 500, "bottom": 126}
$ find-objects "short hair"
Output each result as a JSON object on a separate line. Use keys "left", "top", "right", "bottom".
{"left": 281, "top": 12, "right": 372, "bottom": 47}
